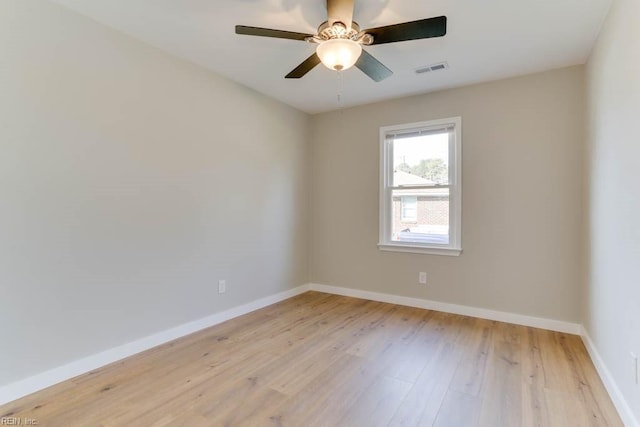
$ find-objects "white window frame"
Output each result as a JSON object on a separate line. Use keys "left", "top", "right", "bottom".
{"left": 378, "top": 117, "right": 462, "bottom": 256}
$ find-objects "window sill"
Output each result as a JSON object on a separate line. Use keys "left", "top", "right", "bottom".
{"left": 378, "top": 243, "right": 462, "bottom": 256}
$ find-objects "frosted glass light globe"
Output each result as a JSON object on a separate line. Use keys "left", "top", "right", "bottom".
{"left": 316, "top": 39, "right": 363, "bottom": 71}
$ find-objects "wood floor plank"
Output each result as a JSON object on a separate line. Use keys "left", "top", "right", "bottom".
{"left": 558, "top": 334, "right": 623, "bottom": 426}
{"left": 478, "top": 339, "right": 523, "bottom": 427}
{"left": 538, "top": 329, "right": 578, "bottom": 393}
{"left": 339, "top": 375, "right": 413, "bottom": 427}
{"left": 389, "top": 341, "right": 463, "bottom": 426}
{"left": 381, "top": 317, "right": 441, "bottom": 383}
{"left": 266, "top": 338, "right": 350, "bottom": 396}
{"left": 0, "top": 292, "right": 623, "bottom": 426}
{"left": 433, "top": 389, "right": 482, "bottom": 427}
{"left": 269, "top": 353, "right": 378, "bottom": 426}
{"left": 544, "top": 388, "right": 594, "bottom": 427}
{"left": 449, "top": 318, "right": 493, "bottom": 396}
{"left": 521, "top": 382, "right": 551, "bottom": 427}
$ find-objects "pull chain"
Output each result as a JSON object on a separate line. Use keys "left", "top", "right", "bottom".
{"left": 336, "top": 69, "right": 344, "bottom": 112}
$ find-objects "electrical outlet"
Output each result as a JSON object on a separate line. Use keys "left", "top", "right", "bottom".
{"left": 218, "top": 280, "right": 226, "bottom": 294}
{"left": 631, "top": 352, "right": 638, "bottom": 384}
{"left": 419, "top": 272, "right": 427, "bottom": 285}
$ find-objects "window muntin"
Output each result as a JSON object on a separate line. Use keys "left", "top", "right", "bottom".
{"left": 379, "top": 117, "right": 462, "bottom": 256}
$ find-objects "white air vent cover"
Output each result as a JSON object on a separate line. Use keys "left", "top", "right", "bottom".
{"left": 415, "top": 62, "right": 449, "bottom": 74}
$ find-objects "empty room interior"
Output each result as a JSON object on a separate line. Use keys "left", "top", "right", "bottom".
{"left": 1, "top": 0, "right": 639, "bottom": 425}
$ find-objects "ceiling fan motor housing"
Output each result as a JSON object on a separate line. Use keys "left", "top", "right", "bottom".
{"left": 306, "top": 21, "right": 373, "bottom": 46}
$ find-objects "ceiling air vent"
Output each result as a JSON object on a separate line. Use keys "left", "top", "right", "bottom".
{"left": 415, "top": 61, "right": 449, "bottom": 74}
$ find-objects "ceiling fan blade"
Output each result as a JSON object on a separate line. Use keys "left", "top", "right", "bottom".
{"left": 285, "top": 53, "right": 322, "bottom": 79}
{"left": 366, "top": 16, "right": 447, "bottom": 45}
{"left": 235, "top": 25, "right": 312, "bottom": 41}
{"left": 355, "top": 50, "right": 393, "bottom": 82}
{"left": 327, "top": 0, "right": 354, "bottom": 28}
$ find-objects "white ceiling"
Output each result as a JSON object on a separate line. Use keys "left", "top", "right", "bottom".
{"left": 50, "top": 0, "right": 611, "bottom": 114}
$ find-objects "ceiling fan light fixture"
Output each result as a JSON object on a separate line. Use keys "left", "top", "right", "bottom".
{"left": 316, "top": 38, "right": 362, "bottom": 71}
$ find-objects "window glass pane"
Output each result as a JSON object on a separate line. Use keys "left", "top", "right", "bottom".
{"left": 392, "top": 132, "right": 449, "bottom": 186}
{"left": 392, "top": 188, "right": 450, "bottom": 245}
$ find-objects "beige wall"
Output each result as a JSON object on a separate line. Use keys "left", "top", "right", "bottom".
{"left": 585, "top": 0, "right": 640, "bottom": 421}
{"left": 0, "top": 0, "right": 309, "bottom": 386}
{"left": 311, "top": 66, "right": 585, "bottom": 323}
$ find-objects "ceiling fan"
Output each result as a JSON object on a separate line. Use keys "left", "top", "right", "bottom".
{"left": 235, "top": 0, "right": 447, "bottom": 82}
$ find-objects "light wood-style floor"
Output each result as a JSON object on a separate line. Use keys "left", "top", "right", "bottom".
{"left": 1, "top": 292, "right": 622, "bottom": 426}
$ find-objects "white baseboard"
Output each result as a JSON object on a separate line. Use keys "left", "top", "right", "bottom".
{"left": 581, "top": 327, "right": 639, "bottom": 427}
{"left": 308, "top": 283, "right": 582, "bottom": 335}
{"left": 0, "top": 284, "right": 310, "bottom": 406}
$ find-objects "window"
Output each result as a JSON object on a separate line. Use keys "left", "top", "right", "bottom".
{"left": 379, "top": 117, "right": 462, "bottom": 256}
{"left": 401, "top": 196, "right": 417, "bottom": 222}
